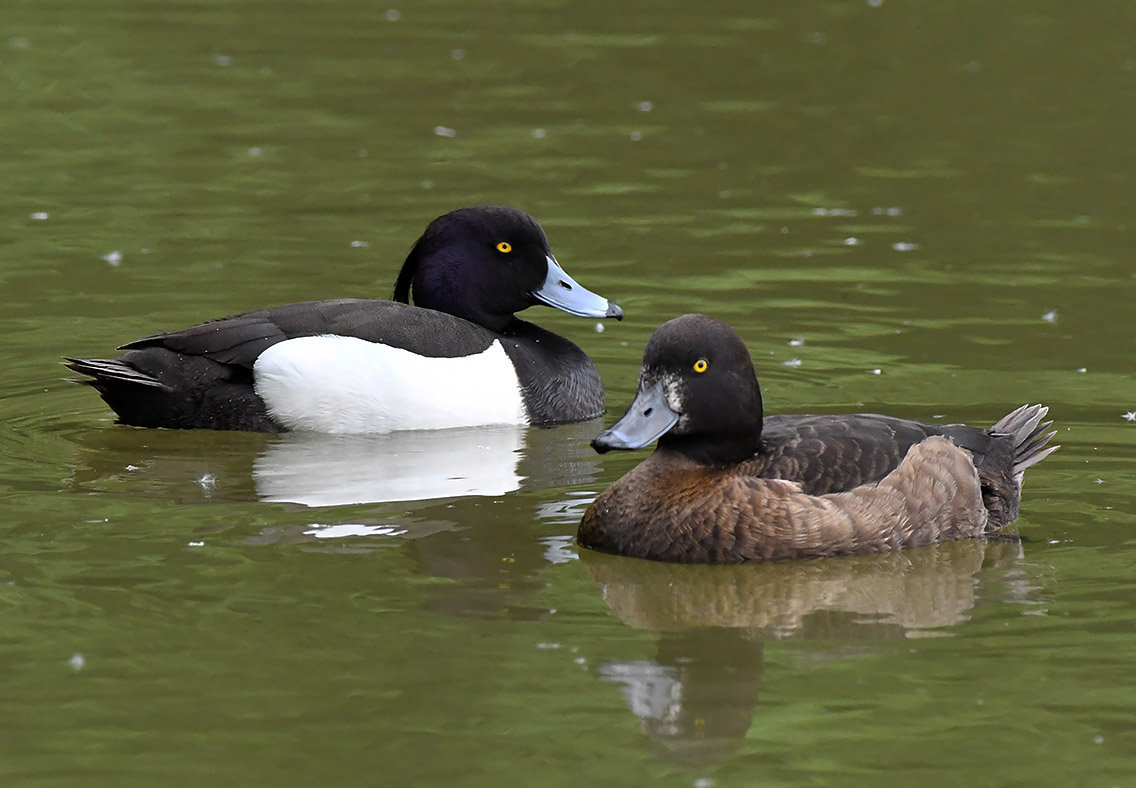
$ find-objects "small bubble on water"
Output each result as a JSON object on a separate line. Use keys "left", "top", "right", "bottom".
{"left": 784, "top": 358, "right": 802, "bottom": 367}
{"left": 214, "top": 55, "right": 232, "bottom": 67}
{"left": 248, "top": 146, "right": 262, "bottom": 157}
{"left": 892, "top": 241, "right": 919, "bottom": 252}
{"left": 843, "top": 237, "right": 860, "bottom": 245}
{"left": 188, "top": 540, "right": 205, "bottom": 547}
{"left": 868, "top": 368, "right": 881, "bottom": 375}
{"left": 1093, "top": 734, "right": 1105, "bottom": 745}
{"left": 531, "top": 128, "right": 546, "bottom": 139}
{"left": 788, "top": 338, "right": 804, "bottom": 347}
{"left": 629, "top": 130, "right": 642, "bottom": 141}
{"left": 450, "top": 48, "right": 465, "bottom": 60}
{"left": 594, "top": 323, "right": 604, "bottom": 333}
{"left": 694, "top": 778, "right": 716, "bottom": 788}
{"left": 1041, "top": 310, "right": 1057, "bottom": 323}
{"left": 867, "top": 0, "right": 883, "bottom": 7}
{"left": 350, "top": 240, "right": 370, "bottom": 248}
{"left": 103, "top": 250, "right": 123, "bottom": 266}
{"left": 433, "top": 126, "right": 456, "bottom": 138}
{"left": 31, "top": 211, "right": 49, "bottom": 221}
{"left": 386, "top": 8, "right": 401, "bottom": 21}
{"left": 70, "top": 653, "right": 86, "bottom": 672}
{"left": 636, "top": 100, "right": 653, "bottom": 112}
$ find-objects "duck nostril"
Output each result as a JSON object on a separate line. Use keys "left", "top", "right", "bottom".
{"left": 644, "top": 407, "right": 653, "bottom": 416}
{"left": 559, "top": 280, "right": 572, "bottom": 290}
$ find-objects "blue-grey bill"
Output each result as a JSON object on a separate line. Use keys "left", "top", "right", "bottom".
{"left": 591, "top": 381, "right": 679, "bottom": 453}
{"left": 533, "top": 256, "right": 623, "bottom": 319}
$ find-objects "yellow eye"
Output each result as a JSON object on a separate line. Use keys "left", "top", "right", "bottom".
{"left": 496, "top": 241, "right": 512, "bottom": 253}
{"left": 693, "top": 359, "right": 709, "bottom": 373}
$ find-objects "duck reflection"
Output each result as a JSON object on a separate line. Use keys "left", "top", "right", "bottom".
{"left": 66, "top": 420, "right": 602, "bottom": 506}
{"left": 584, "top": 539, "right": 1031, "bottom": 765}
{"left": 253, "top": 426, "right": 525, "bottom": 506}
{"left": 598, "top": 627, "right": 763, "bottom": 765}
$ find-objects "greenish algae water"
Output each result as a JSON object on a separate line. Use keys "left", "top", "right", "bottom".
{"left": 1, "top": 1, "right": 1134, "bottom": 786}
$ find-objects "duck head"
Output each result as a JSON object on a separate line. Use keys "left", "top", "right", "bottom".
{"left": 593, "top": 314, "right": 764, "bottom": 467}
{"left": 393, "top": 205, "right": 623, "bottom": 333}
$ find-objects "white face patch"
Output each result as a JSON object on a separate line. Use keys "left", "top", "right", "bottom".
{"left": 659, "top": 374, "right": 691, "bottom": 432}
{"left": 253, "top": 336, "right": 528, "bottom": 433}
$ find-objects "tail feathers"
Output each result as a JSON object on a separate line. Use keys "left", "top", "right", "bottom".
{"left": 990, "top": 403, "right": 1060, "bottom": 476}
{"left": 63, "top": 357, "right": 168, "bottom": 390}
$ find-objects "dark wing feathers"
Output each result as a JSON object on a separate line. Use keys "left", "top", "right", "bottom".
{"left": 123, "top": 314, "right": 287, "bottom": 365}
{"left": 120, "top": 299, "right": 495, "bottom": 369}
{"left": 749, "top": 413, "right": 960, "bottom": 494}
{"left": 745, "top": 407, "right": 1056, "bottom": 529}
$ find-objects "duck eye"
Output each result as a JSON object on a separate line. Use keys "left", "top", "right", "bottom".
{"left": 693, "top": 359, "right": 709, "bottom": 373}
{"left": 496, "top": 241, "right": 512, "bottom": 254}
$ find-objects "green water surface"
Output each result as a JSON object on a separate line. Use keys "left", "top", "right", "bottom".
{"left": 2, "top": 2, "right": 1135, "bottom": 786}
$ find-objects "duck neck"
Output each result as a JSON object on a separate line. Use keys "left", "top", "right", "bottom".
{"left": 657, "top": 428, "right": 761, "bottom": 469}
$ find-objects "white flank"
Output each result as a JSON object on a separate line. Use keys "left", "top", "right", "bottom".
{"left": 253, "top": 336, "right": 527, "bottom": 433}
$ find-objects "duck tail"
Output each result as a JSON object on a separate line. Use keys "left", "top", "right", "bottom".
{"left": 976, "top": 404, "right": 1058, "bottom": 528}
{"left": 990, "top": 404, "right": 1060, "bottom": 477}
{"left": 63, "top": 357, "right": 167, "bottom": 390}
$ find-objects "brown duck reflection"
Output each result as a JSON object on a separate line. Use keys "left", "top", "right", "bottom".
{"left": 584, "top": 539, "right": 1032, "bottom": 765}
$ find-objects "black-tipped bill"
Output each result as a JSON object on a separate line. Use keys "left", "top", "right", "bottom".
{"left": 591, "top": 381, "right": 679, "bottom": 453}
{"left": 533, "top": 256, "right": 623, "bottom": 320}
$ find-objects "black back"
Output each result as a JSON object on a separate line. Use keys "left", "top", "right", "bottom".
{"left": 123, "top": 299, "right": 496, "bottom": 366}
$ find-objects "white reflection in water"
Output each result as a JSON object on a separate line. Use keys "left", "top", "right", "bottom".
{"left": 303, "top": 523, "right": 407, "bottom": 539}
{"left": 253, "top": 425, "right": 525, "bottom": 507}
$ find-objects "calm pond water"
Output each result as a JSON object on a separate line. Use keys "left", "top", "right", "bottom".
{"left": 2, "top": 1, "right": 1135, "bottom": 785}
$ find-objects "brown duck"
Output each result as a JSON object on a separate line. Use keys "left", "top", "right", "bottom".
{"left": 578, "top": 314, "right": 1058, "bottom": 564}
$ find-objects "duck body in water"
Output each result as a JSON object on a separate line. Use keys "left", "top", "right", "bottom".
{"left": 66, "top": 206, "right": 622, "bottom": 433}
{"left": 579, "top": 314, "right": 1057, "bottom": 564}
